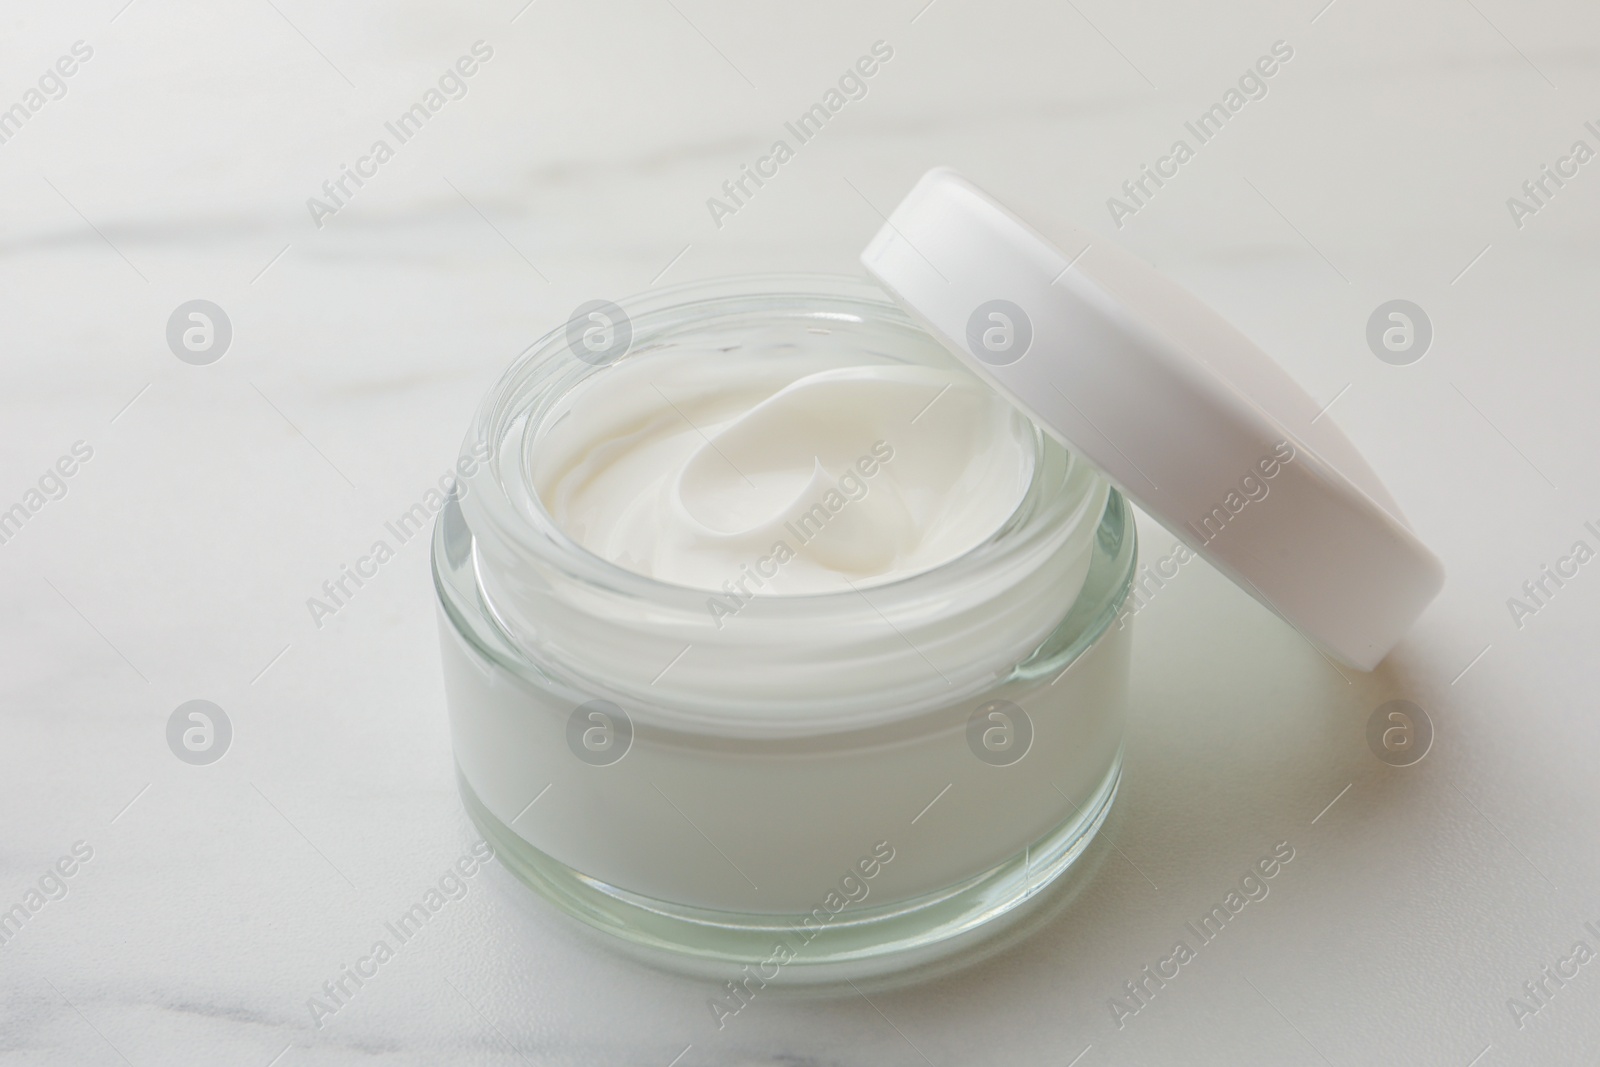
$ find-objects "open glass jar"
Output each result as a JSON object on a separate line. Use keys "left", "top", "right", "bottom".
{"left": 434, "top": 275, "right": 1137, "bottom": 983}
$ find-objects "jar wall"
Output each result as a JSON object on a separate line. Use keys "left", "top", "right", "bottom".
{"left": 441, "top": 598, "right": 1129, "bottom": 914}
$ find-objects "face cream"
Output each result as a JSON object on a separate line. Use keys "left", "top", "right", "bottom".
{"left": 436, "top": 163, "right": 1444, "bottom": 987}
{"left": 435, "top": 275, "right": 1135, "bottom": 981}
{"left": 532, "top": 355, "right": 1037, "bottom": 596}
{"left": 438, "top": 168, "right": 1452, "bottom": 985}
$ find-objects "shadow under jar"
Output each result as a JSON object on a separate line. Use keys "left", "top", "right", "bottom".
{"left": 433, "top": 275, "right": 1136, "bottom": 984}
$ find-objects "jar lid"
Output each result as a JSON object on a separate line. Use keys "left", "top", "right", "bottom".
{"left": 860, "top": 167, "right": 1443, "bottom": 671}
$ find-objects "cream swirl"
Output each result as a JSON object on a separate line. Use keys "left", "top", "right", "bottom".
{"left": 530, "top": 350, "right": 1036, "bottom": 595}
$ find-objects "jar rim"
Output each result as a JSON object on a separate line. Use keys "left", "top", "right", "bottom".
{"left": 464, "top": 273, "right": 1092, "bottom": 605}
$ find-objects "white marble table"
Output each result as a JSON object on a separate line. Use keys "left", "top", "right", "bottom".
{"left": 4, "top": 1, "right": 1600, "bottom": 1063}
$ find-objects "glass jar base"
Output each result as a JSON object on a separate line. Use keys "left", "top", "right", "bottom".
{"left": 460, "top": 755, "right": 1121, "bottom": 987}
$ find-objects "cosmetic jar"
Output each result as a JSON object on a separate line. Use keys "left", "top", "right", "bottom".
{"left": 435, "top": 275, "right": 1136, "bottom": 981}
{"left": 435, "top": 168, "right": 1446, "bottom": 983}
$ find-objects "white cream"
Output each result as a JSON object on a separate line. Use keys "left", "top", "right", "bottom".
{"left": 531, "top": 352, "right": 1036, "bottom": 595}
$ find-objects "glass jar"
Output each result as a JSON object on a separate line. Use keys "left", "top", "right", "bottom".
{"left": 433, "top": 275, "right": 1136, "bottom": 983}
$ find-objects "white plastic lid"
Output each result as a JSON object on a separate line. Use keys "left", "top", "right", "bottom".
{"left": 861, "top": 167, "right": 1443, "bottom": 671}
